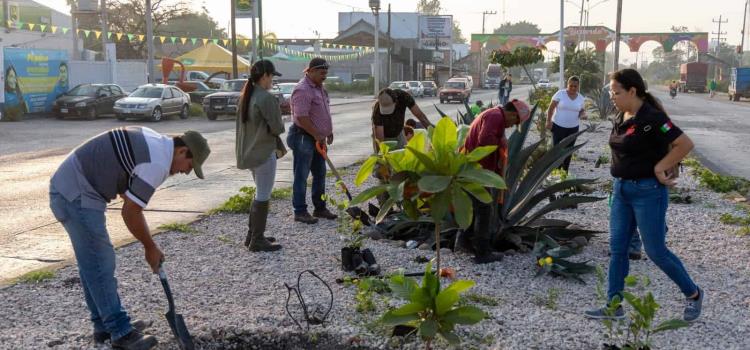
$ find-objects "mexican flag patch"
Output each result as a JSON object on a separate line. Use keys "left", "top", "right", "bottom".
{"left": 660, "top": 121, "right": 673, "bottom": 133}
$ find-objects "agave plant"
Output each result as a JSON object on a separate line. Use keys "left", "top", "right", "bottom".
{"left": 352, "top": 117, "right": 506, "bottom": 271}
{"left": 493, "top": 103, "right": 604, "bottom": 251}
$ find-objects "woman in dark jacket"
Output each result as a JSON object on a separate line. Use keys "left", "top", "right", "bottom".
{"left": 236, "top": 60, "right": 286, "bottom": 252}
{"left": 584, "top": 69, "right": 703, "bottom": 322}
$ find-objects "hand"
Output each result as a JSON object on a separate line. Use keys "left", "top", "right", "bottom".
{"left": 545, "top": 120, "right": 553, "bottom": 130}
{"left": 655, "top": 167, "right": 677, "bottom": 187}
{"left": 326, "top": 134, "right": 334, "bottom": 145}
{"left": 144, "top": 244, "right": 164, "bottom": 273}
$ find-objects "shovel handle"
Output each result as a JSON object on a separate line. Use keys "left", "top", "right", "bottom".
{"left": 315, "top": 141, "right": 327, "bottom": 158}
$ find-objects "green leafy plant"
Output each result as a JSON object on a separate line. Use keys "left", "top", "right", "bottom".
{"left": 683, "top": 158, "right": 750, "bottom": 194}
{"left": 323, "top": 186, "right": 365, "bottom": 249}
{"left": 489, "top": 46, "right": 545, "bottom": 89}
{"left": 588, "top": 87, "right": 616, "bottom": 121}
{"left": 211, "top": 186, "right": 256, "bottom": 214}
{"left": 17, "top": 269, "right": 55, "bottom": 284}
{"left": 533, "top": 234, "right": 596, "bottom": 282}
{"left": 216, "top": 235, "right": 232, "bottom": 244}
{"left": 271, "top": 187, "right": 293, "bottom": 200}
{"left": 355, "top": 277, "right": 377, "bottom": 313}
{"left": 602, "top": 275, "right": 690, "bottom": 350}
{"left": 352, "top": 117, "right": 506, "bottom": 271}
{"left": 463, "top": 293, "right": 501, "bottom": 307}
{"left": 381, "top": 261, "right": 487, "bottom": 349}
{"left": 158, "top": 222, "right": 197, "bottom": 234}
{"left": 596, "top": 154, "right": 610, "bottom": 168}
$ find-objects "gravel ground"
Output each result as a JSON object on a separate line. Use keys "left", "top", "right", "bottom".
{"left": 1, "top": 123, "right": 749, "bottom": 350}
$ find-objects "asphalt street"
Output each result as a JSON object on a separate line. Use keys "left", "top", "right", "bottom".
{"left": 0, "top": 88, "right": 509, "bottom": 284}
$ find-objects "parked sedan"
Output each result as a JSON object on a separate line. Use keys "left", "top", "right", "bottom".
{"left": 202, "top": 79, "right": 246, "bottom": 120}
{"left": 271, "top": 82, "right": 295, "bottom": 115}
{"left": 168, "top": 81, "right": 216, "bottom": 104}
{"left": 114, "top": 84, "right": 190, "bottom": 122}
{"left": 53, "top": 83, "right": 127, "bottom": 120}
{"left": 421, "top": 81, "right": 437, "bottom": 97}
{"left": 407, "top": 81, "right": 424, "bottom": 97}
{"left": 388, "top": 81, "right": 410, "bottom": 94}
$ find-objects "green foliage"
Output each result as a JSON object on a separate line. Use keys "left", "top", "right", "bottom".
{"left": 157, "top": 222, "right": 197, "bottom": 234}
{"left": 533, "top": 234, "right": 595, "bottom": 283}
{"left": 683, "top": 158, "right": 750, "bottom": 194}
{"left": 587, "top": 87, "right": 616, "bottom": 121}
{"left": 492, "top": 20, "right": 542, "bottom": 35}
{"left": 271, "top": 187, "right": 293, "bottom": 200}
{"left": 216, "top": 235, "right": 232, "bottom": 243}
{"left": 549, "top": 48, "right": 602, "bottom": 94}
{"left": 323, "top": 186, "right": 365, "bottom": 249}
{"left": 17, "top": 269, "right": 55, "bottom": 284}
{"left": 718, "top": 208, "right": 750, "bottom": 236}
{"left": 463, "top": 293, "right": 501, "bottom": 307}
{"left": 381, "top": 262, "right": 487, "bottom": 347}
{"left": 489, "top": 47, "right": 544, "bottom": 68}
{"left": 602, "top": 275, "right": 690, "bottom": 349}
{"left": 211, "top": 186, "right": 256, "bottom": 214}
{"left": 188, "top": 103, "right": 205, "bottom": 117}
{"left": 325, "top": 77, "right": 374, "bottom": 94}
{"left": 533, "top": 288, "right": 560, "bottom": 310}
{"left": 355, "top": 277, "right": 377, "bottom": 313}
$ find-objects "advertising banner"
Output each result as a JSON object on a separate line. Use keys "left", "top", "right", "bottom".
{"left": 418, "top": 15, "right": 453, "bottom": 50}
{"left": 3, "top": 48, "right": 69, "bottom": 120}
{"left": 235, "top": 0, "right": 257, "bottom": 18}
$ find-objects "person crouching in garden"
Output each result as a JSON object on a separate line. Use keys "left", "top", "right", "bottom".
{"left": 237, "top": 60, "right": 286, "bottom": 252}
{"left": 462, "top": 99, "right": 530, "bottom": 264}
{"left": 585, "top": 68, "right": 703, "bottom": 322}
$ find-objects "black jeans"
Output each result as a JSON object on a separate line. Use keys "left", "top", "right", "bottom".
{"left": 551, "top": 123, "right": 580, "bottom": 172}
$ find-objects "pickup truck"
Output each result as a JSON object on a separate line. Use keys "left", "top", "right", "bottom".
{"left": 439, "top": 78, "right": 471, "bottom": 104}
{"left": 728, "top": 67, "right": 750, "bottom": 101}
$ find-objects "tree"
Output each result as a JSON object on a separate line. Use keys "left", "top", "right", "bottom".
{"left": 549, "top": 46, "right": 602, "bottom": 94}
{"left": 416, "top": 0, "right": 441, "bottom": 15}
{"left": 489, "top": 46, "right": 544, "bottom": 89}
{"left": 493, "top": 21, "right": 542, "bottom": 35}
{"left": 159, "top": 11, "right": 226, "bottom": 39}
{"left": 452, "top": 21, "right": 466, "bottom": 43}
{"left": 105, "top": 0, "right": 190, "bottom": 59}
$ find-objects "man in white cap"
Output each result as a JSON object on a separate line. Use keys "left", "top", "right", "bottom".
{"left": 371, "top": 88, "right": 433, "bottom": 150}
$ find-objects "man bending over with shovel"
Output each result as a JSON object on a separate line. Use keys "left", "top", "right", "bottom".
{"left": 49, "top": 127, "right": 210, "bottom": 349}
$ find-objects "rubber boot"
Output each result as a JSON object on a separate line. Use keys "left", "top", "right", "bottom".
{"left": 244, "top": 200, "right": 275, "bottom": 247}
{"left": 248, "top": 200, "right": 282, "bottom": 252}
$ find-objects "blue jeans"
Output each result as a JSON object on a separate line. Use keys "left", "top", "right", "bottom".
{"left": 498, "top": 88, "right": 505, "bottom": 105}
{"left": 607, "top": 178, "right": 698, "bottom": 301}
{"left": 286, "top": 124, "right": 327, "bottom": 214}
{"left": 49, "top": 190, "right": 132, "bottom": 340}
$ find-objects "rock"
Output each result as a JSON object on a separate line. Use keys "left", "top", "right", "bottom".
{"left": 572, "top": 236, "right": 589, "bottom": 248}
{"left": 503, "top": 249, "right": 517, "bottom": 256}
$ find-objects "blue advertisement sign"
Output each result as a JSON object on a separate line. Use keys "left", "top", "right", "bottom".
{"left": 2, "top": 48, "right": 68, "bottom": 119}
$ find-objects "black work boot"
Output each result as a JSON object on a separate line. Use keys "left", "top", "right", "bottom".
{"left": 94, "top": 319, "right": 152, "bottom": 343}
{"left": 244, "top": 200, "right": 274, "bottom": 247}
{"left": 294, "top": 211, "right": 319, "bottom": 224}
{"left": 313, "top": 207, "right": 338, "bottom": 220}
{"left": 111, "top": 330, "right": 157, "bottom": 350}
{"left": 248, "top": 200, "right": 282, "bottom": 252}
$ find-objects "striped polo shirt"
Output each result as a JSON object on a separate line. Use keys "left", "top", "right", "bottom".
{"left": 50, "top": 126, "right": 173, "bottom": 210}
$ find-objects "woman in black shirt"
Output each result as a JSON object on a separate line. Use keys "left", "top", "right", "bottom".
{"left": 585, "top": 69, "right": 703, "bottom": 322}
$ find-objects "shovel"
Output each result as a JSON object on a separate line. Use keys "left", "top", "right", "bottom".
{"left": 315, "top": 141, "right": 373, "bottom": 226}
{"left": 158, "top": 264, "right": 195, "bottom": 350}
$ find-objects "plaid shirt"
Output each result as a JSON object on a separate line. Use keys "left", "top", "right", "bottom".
{"left": 291, "top": 75, "right": 333, "bottom": 137}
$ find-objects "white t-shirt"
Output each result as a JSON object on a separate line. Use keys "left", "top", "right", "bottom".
{"left": 551, "top": 90, "right": 585, "bottom": 128}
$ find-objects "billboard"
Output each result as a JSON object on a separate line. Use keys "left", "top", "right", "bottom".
{"left": 235, "top": 0, "right": 257, "bottom": 18}
{"left": 2, "top": 48, "right": 69, "bottom": 120}
{"left": 419, "top": 15, "right": 453, "bottom": 50}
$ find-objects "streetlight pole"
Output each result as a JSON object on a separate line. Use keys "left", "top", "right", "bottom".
{"left": 370, "top": 0, "right": 381, "bottom": 97}
{"left": 559, "top": 0, "right": 565, "bottom": 89}
{"left": 613, "top": 0, "right": 622, "bottom": 71}
{"left": 145, "top": 0, "right": 154, "bottom": 83}
{"left": 230, "top": 0, "right": 238, "bottom": 78}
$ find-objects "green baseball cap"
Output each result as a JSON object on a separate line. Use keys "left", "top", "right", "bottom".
{"left": 181, "top": 130, "right": 210, "bottom": 179}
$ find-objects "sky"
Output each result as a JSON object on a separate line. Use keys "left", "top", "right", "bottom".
{"left": 36, "top": 0, "right": 750, "bottom": 60}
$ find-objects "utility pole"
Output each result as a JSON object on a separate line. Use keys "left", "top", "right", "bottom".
{"left": 741, "top": 0, "right": 748, "bottom": 54}
{"left": 145, "top": 0, "right": 154, "bottom": 82}
{"left": 613, "top": 0, "right": 622, "bottom": 71}
{"left": 100, "top": 0, "right": 108, "bottom": 60}
{"left": 258, "top": 0, "right": 263, "bottom": 59}
{"left": 559, "top": 0, "right": 565, "bottom": 89}
{"left": 371, "top": 0, "right": 381, "bottom": 97}
{"left": 387, "top": 3, "right": 392, "bottom": 83}
{"left": 251, "top": 1, "right": 257, "bottom": 63}
{"left": 578, "top": 0, "right": 585, "bottom": 47}
{"left": 230, "top": 0, "right": 238, "bottom": 78}
{"left": 71, "top": 1, "right": 78, "bottom": 60}
{"left": 2, "top": 0, "right": 9, "bottom": 30}
{"left": 712, "top": 15, "right": 728, "bottom": 81}
{"left": 502, "top": 0, "right": 506, "bottom": 23}
{"left": 481, "top": 10, "right": 496, "bottom": 34}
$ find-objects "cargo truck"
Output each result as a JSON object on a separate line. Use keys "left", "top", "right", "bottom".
{"left": 728, "top": 67, "right": 750, "bottom": 101}
{"left": 679, "top": 62, "right": 708, "bottom": 93}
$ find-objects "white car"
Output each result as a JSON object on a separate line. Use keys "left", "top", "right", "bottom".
{"left": 537, "top": 79, "right": 552, "bottom": 89}
{"left": 388, "top": 81, "right": 411, "bottom": 94}
{"left": 407, "top": 81, "right": 424, "bottom": 97}
{"left": 114, "top": 84, "right": 190, "bottom": 122}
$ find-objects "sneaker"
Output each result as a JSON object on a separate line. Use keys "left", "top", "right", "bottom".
{"left": 94, "top": 320, "right": 152, "bottom": 343}
{"left": 584, "top": 305, "right": 626, "bottom": 320}
{"left": 684, "top": 287, "right": 703, "bottom": 322}
{"left": 111, "top": 330, "right": 157, "bottom": 350}
{"left": 294, "top": 212, "right": 319, "bottom": 224}
{"left": 313, "top": 208, "right": 338, "bottom": 220}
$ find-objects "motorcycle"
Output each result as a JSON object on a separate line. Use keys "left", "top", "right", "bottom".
{"left": 669, "top": 87, "right": 677, "bottom": 99}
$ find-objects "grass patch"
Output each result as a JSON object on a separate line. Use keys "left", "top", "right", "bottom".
{"left": 157, "top": 222, "right": 197, "bottom": 234}
{"left": 271, "top": 187, "right": 292, "bottom": 200}
{"left": 17, "top": 269, "right": 55, "bottom": 284}
{"left": 464, "top": 293, "right": 501, "bottom": 307}
{"left": 189, "top": 103, "right": 205, "bottom": 117}
{"left": 719, "top": 208, "right": 750, "bottom": 236}
{"left": 683, "top": 157, "right": 750, "bottom": 194}
{"left": 210, "top": 186, "right": 256, "bottom": 214}
{"left": 217, "top": 235, "right": 232, "bottom": 244}
{"left": 532, "top": 288, "right": 560, "bottom": 310}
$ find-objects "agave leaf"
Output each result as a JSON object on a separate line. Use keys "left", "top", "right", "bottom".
{"left": 503, "top": 140, "right": 543, "bottom": 206}
{"left": 520, "top": 196, "right": 604, "bottom": 226}
{"left": 463, "top": 99, "right": 474, "bottom": 119}
{"left": 541, "top": 227, "right": 600, "bottom": 241}
{"left": 506, "top": 103, "right": 538, "bottom": 166}
{"left": 526, "top": 218, "right": 573, "bottom": 228}
{"left": 508, "top": 178, "right": 598, "bottom": 223}
{"left": 434, "top": 104, "right": 450, "bottom": 119}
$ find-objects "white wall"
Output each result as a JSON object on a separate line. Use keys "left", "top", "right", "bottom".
{"left": 1, "top": 30, "right": 78, "bottom": 58}
{"left": 68, "top": 60, "right": 147, "bottom": 92}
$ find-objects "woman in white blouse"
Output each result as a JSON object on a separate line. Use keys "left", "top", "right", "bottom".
{"left": 545, "top": 76, "right": 586, "bottom": 172}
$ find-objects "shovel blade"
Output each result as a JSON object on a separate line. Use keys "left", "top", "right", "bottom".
{"left": 346, "top": 206, "right": 371, "bottom": 226}
{"left": 166, "top": 310, "right": 194, "bottom": 350}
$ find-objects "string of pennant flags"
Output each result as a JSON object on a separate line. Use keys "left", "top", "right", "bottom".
{"left": 6, "top": 20, "right": 374, "bottom": 62}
